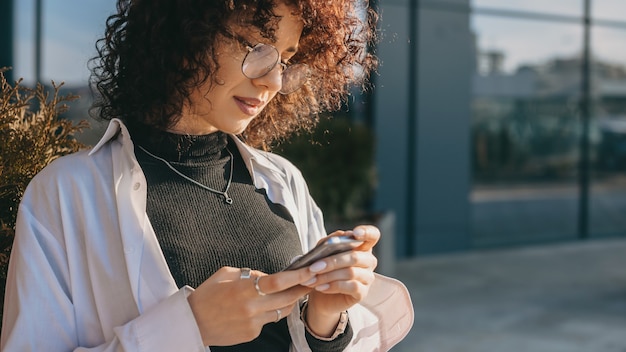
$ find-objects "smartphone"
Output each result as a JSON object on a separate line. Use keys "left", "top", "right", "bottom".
{"left": 284, "top": 234, "right": 363, "bottom": 271}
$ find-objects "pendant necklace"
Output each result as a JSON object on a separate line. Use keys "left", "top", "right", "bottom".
{"left": 138, "top": 145, "right": 234, "bottom": 205}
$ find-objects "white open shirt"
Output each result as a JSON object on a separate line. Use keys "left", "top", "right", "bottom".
{"left": 2, "top": 119, "right": 414, "bottom": 351}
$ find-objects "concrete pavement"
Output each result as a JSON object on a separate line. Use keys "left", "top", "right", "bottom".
{"left": 390, "top": 238, "right": 626, "bottom": 352}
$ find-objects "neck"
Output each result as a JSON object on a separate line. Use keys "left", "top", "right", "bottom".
{"left": 132, "top": 128, "right": 229, "bottom": 163}
{"left": 169, "top": 118, "right": 219, "bottom": 135}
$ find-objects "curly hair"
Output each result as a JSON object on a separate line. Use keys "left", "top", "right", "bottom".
{"left": 90, "top": 0, "right": 378, "bottom": 149}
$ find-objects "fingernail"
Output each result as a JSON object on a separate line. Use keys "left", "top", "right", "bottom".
{"left": 353, "top": 228, "right": 366, "bottom": 238}
{"left": 309, "top": 261, "right": 327, "bottom": 273}
{"left": 303, "top": 277, "right": 317, "bottom": 286}
{"left": 315, "top": 284, "right": 330, "bottom": 291}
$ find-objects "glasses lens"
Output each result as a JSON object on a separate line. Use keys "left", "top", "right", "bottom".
{"left": 242, "top": 44, "right": 279, "bottom": 79}
{"left": 279, "top": 63, "right": 311, "bottom": 94}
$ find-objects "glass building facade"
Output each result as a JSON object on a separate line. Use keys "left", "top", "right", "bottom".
{"left": 374, "top": 0, "right": 626, "bottom": 257}
{"left": 2, "top": 0, "right": 625, "bottom": 258}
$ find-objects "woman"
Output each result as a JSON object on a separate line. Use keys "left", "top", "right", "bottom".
{"left": 1, "top": 0, "right": 413, "bottom": 351}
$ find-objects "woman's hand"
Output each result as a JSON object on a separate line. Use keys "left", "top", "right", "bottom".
{"left": 303, "top": 225, "right": 380, "bottom": 338}
{"left": 187, "top": 266, "right": 315, "bottom": 346}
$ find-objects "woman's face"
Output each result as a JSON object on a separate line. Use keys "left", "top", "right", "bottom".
{"left": 171, "top": 3, "right": 304, "bottom": 135}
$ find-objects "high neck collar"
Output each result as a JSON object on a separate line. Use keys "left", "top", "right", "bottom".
{"left": 132, "top": 128, "right": 229, "bottom": 163}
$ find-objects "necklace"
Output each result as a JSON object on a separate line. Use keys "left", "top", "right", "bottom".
{"left": 138, "top": 145, "right": 234, "bottom": 205}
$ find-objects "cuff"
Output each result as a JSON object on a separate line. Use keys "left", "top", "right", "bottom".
{"left": 300, "top": 301, "right": 353, "bottom": 351}
{"left": 114, "top": 287, "right": 205, "bottom": 351}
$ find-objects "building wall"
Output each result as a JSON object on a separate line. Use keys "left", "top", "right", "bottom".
{"left": 374, "top": 0, "right": 472, "bottom": 256}
{"left": 372, "top": 0, "right": 412, "bottom": 257}
{"left": 414, "top": 2, "right": 472, "bottom": 254}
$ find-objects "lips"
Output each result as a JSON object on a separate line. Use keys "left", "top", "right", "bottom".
{"left": 234, "top": 96, "right": 264, "bottom": 116}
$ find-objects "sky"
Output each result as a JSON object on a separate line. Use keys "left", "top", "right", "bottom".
{"left": 12, "top": 0, "right": 626, "bottom": 85}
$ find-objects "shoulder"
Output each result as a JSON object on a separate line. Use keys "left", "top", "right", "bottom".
{"left": 23, "top": 144, "right": 115, "bottom": 205}
{"left": 257, "top": 150, "right": 303, "bottom": 177}
{"left": 231, "top": 137, "right": 306, "bottom": 183}
{"left": 35, "top": 146, "right": 111, "bottom": 181}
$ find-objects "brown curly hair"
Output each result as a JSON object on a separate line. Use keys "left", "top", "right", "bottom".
{"left": 90, "top": 0, "right": 378, "bottom": 149}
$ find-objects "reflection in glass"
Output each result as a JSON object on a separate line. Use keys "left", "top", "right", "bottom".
{"left": 14, "top": 0, "right": 35, "bottom": 85}
{"left": 592, "top": 0, "right": 626, "bottom": 22}
{"left": 472, "top": 0, "right": 583, "bottom": 17}
{"left": 14, "top": 0, "right": 116, "bottom": 144}
{"left": 472, "top": 16, "right": 582, "bottom": 74}
{"left": 470, "top": 16, "right": 582, "bottom": 247}
{"left": 15, "top": 0, "right": 115, "bottom": 85}
{"left": 589, "top": 25, "right": 626, "bottom": 237}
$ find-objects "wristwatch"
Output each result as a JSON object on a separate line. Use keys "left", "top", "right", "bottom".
{"left": 300, "top": 301, "right": 349, "bottom": 341}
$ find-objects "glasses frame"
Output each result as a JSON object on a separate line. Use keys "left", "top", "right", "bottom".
{"left": 240, "top": 42, "right": 310, "bottom": 95}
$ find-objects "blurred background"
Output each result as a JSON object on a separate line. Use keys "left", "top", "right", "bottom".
{"left": 2, "top": 1, "right": 626, "bottom": 350}
{"left": 2, "top": 0, "right": 625, "bottom": 259}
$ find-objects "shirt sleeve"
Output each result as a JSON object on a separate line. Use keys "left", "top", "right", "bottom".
{"left": 305, "top": 320, "right": 353, "bottom": 352}
{"left": 1, "top": 203, "right": 206, "bottom": 352}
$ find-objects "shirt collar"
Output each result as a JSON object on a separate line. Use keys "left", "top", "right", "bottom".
{"left": 89, "top": 119, "right": 287, "bottom": 182}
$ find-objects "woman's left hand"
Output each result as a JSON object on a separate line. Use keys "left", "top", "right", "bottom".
{"left": 302, "top": 225, "right": 380, "bottom": 338}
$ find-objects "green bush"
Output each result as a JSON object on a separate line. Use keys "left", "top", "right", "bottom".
{"left": 0, "top": 68, "right": 88, "bottom": 323}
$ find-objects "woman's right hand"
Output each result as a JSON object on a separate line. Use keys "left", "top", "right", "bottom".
{"left": 187, "top": 266, "right": 315, "bottom": 347}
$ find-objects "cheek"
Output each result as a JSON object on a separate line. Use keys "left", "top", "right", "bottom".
{"left": 214, "top": 52, "right": 246, "bottom": 83}
{"left": 187, "top": 85, "right": 211, "bottom": 110}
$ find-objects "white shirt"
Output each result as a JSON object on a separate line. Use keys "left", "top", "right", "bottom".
{"left": 1, "top": 119, "right": 414, "bottom": 351}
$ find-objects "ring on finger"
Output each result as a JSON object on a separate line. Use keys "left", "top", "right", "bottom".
{"left": 275, "top": 309, "right": 282, "bottom": 322}
{"left": 254, "top": 276, "right": 267, "bottom": 296}
{"left": 240, "top": 267, "right": 252, "bottom": 280}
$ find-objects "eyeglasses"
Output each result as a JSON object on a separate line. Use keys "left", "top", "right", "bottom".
{"left": 241, "top": 43, "right": 310, "bottom": 95}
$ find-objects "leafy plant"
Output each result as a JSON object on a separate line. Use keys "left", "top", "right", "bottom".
{"left": 275, "top": 114, "right": 376, "bottom": 224}
{"left": 0, "top": 68, "right": 88, "bottom": 322}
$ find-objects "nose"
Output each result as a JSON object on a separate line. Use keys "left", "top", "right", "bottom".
{"left": 251, "top": 64, "right": 283, "bottom": 93}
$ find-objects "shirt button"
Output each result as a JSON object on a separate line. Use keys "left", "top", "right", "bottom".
{"left": 133, "top": 182, "right": 141, "bottom": 191}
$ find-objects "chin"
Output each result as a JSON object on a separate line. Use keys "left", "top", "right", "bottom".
{"left": 232, "top": 117, "right": 256, "bottom": 135}
{"left": 222, "top": 123, "right": 252, "bottom": 136}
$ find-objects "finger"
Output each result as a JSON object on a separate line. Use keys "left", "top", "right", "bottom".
{"left": 309, "top": 250, "right": 378, "bottom": 275}
{"left": 309, "top": 267, "right": 376, "bottom": 288}
{"left": 253, "top": 268, "right": 316, "bottom": 295}
{"left": 352, "top": 225, "right": 380, "bottom": 251}
{"left": 213, "top": 266, "right": 259, "bottom": 282}
{"left": 313, "top": 279, "right": 370, "bottom": 301}
{"left": 262, "top": 302, "right": 296, "bottom": 324}
{"left": 315, "top": 230, "right": 349, "bottom": 246}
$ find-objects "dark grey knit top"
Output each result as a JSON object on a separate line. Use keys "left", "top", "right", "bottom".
{"left": 131, "top": 128, "right": 351, "bottom": 352}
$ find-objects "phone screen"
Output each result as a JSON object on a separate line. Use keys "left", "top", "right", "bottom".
{"left": 283, "top": 235, "right": 363, "bottom": 271}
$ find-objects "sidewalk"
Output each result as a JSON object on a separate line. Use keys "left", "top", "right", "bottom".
{"left": 391, "top": 238, "right": 626, "bottom": 352}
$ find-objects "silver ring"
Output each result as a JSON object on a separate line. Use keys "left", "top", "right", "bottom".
{"left": 240, "top": 267, "right": 252, "bottom": 280}
{"left": 254, "top": 276, "right": 267, "bottom": 296}
{"left": 275, "top": 309, "right": 282, "bottom": 322}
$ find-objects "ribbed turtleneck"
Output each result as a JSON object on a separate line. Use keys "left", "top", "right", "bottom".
{"left": 131, "top": 127, "right": 352, "bottom": 352}
{"left": 133, "top": 128, "right": 303, "bottom": 285}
